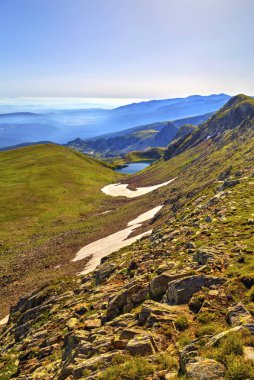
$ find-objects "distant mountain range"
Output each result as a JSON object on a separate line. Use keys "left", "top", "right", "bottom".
{"left": 0, "top": 94, "right": 230, "bottom": 148}
{"left": 67, "top": 112, "right": 212, "bottom": 156}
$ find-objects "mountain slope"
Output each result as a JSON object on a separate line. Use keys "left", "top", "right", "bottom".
{"left": 68, "top": 121, "right": 178, "bottom": 156}
{"left": 164, "top": 94, "right": 254, "bottom": 160}
{"left": 0, "top": 95, "right": 253, "bottom": 380}
{"left": 0, "top": 144, "right": 121, "bottom": 314}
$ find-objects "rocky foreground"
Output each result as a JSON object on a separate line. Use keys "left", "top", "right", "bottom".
{"left": 1, "top": 168, "right": 254, "bottom": 379}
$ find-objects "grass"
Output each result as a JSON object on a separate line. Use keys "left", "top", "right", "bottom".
{"left": 98, "top": 357, "right": 155, "bottom": 380}
{"left": 0, "top": 144, "right": 118, "bottom": 242}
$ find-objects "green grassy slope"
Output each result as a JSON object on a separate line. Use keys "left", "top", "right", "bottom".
{"left": 0, "top": 144, "right": 119, "bottom": 248}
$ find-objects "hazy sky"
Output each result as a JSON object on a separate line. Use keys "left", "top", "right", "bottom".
{"left": 0, "top": 0, "right": 253, "bottom": 98}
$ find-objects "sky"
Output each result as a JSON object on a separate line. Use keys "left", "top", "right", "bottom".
{"left": 0, "top": 0, "right": 253, "bottom": 99}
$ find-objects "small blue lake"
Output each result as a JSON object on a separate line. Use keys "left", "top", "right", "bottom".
{"left": 116, "top": 161, "right": 154, "bottom": 174}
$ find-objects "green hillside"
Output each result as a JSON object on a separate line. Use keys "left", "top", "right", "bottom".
{"left": 0, "top": 144, "right": 121, "bottom": 313}
{"left": 0, "top": 144, "right": 118, "bottom": 244}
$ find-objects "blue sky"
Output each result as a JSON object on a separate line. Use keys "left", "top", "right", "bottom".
{"left": 0, "top": 0, "right": 253, "bottom": 98}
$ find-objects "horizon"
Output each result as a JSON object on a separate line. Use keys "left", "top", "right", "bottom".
{"left": 0, "top": 0, "right": 253, "bottom": 98}
{"left": 0, "top": 92, "right": 252, "bottom": 114}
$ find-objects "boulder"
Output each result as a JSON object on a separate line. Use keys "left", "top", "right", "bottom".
{"left": 126, "top": 335, "right": 158, "bottom": 356}
{"left": 193, "top": 248, "right": 218, "bottom": 265}
{"left": 163, "top": 275, "right": 226, "bottom": 305}
{"left": 106, "top": 278, "right": 149, "bottom": 320}
{"left": 138, "top": 300, "right": 178, "bottom": 325}
{"left": 226, "top": 302, "right": 254, "bottom": 327}
{"left": 186, "top": 358, "right": 225, "bottom": 380}
{"left": 94, "top": 263, "right": 116, "bottom": 285}
{"left": 150, "top": 272, "right": 190, "bottom": 300}
{"left": 61, "top": 351, "right": 126, "bottom": 379}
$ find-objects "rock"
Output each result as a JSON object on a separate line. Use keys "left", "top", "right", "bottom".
{"left": 106, "top": 278, "right": 149, "bottom": 320}
{"left": 179, "top": 342, "right": 199, "bottom": 371}
{"left": 186, "top": 358, "right": 225, "bottom": 379}
{"left": 216, "top": 179, "right": 240, "bottom": 192}
{"left": 126, "top": 335, "right": 158, "bottom": 356}
{"left": 193, "top": 248, "right": 218, "bottom": 265}
{"left": 156, "top": 262, "right": 175, "bottom": 274}
{"left": 206, "top": 325, "right": 250, "bottom": 347}
{"left": 204, "top": 216, "right": 212, "bottom": 223}
{"left": 163, "top": 275, "right": 226, "bottom": 305}
{"left": 94, "top": 263, "right": 116, "bottom": 285}
{"left": 150, "top": 272, "right": 190, "bottom": 300}
{"left": 226, "top": 302, "right": 254, "bottom": 327}
{"left": 66, "top": 318, "right": 79, "bottom": 330}
{"left": 165, "top": 372, "right": 178, "bottom": 379}
{"left": 72, "top": 303, "right": 88, "bottom": 316}
{"left": 83, "top": 318, "right": 101, "bottom": 330}
{"left": 188, "top": 293, "right": 205, "bottom": 313}
{"left": 61, "top": 351, "right": 126, "bottom": 379}
{"left": 106, "top": 313, "right": 134, "bottom": 327}
{"left": 120, "top": 327, "right": 146, "bottom": 340}
{"left": 138, "top": 300, "right": 178, "bottom": 325}
{"left": 244, "top": 346, "right": 254, "bottom": 360}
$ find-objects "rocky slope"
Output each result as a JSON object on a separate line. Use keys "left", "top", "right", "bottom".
{"left": 164, "top": 94, "right": 254, "bottom": 160}
{"left": 0, "top": 95, "right": 254, "bottom": 380}
{"left": 68, "top": 122, "right": 178, "bottom": 156}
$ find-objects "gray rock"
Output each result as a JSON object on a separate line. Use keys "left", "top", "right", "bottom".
{"left": 193, "top": 248, "right": 218, "bottom": 265}
{"left": 94, "top": 263, "right": 116, "bottom": 285}
{"left": 226, "top": 302, "right": 254, "bottom": 327}
{"left": 150, "top": 272, "right": 190, "bottom": 300}
{"left": 163, "top": 275, "right": 226, "bottom": 305}
{"left": 126, "top": 335, "right": 158, "bottom": 356}
{"left": 186, "top": 358, "right": 225, "bottom": 380}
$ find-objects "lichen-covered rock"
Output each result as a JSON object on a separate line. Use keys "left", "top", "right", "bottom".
{"left": 186, "top": 358, "right": 225, "bottom": 380}
{"left": 94, "top": 263, "right": 117, "bottom": 285}
{"left": 226, "top": 302, "right": 254, "bottom": 327}
{"left": 193, "top": 247, "right": 218, "bottom": 265}
{"left": 149, "top": 271, "right": 190, "bottom": 300}
{"left": 163, "top": 275, "right": 226, "bottom": 305}
{"left": 126, "top": 335, "right": 158, "bottom": 356}
{"left": 138, "top": 300, "right": 178, "bottom": 325}
{"left": 106, "top": 277, "right": 149, "bottom": 320}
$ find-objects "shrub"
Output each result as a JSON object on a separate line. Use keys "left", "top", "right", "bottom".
{"left": 225, "top": 356, "right": 254, "bottom": 380}
{"left": 207, "top": 332, "right": 244, "bottom": 365}
{"left": 175, "top": 315, "right": 189, "bottom": 331}
{"left": 195, "top": 323, "right": 223, "bottom": 338}
{"left": 98, "top": 357, "right": 154, "bottom": 380}
{"left": 154, "top": 352, "right": 178, "bottom": 371}
{"left": 178, "top": 333, "right": 191, "bottom": 348}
